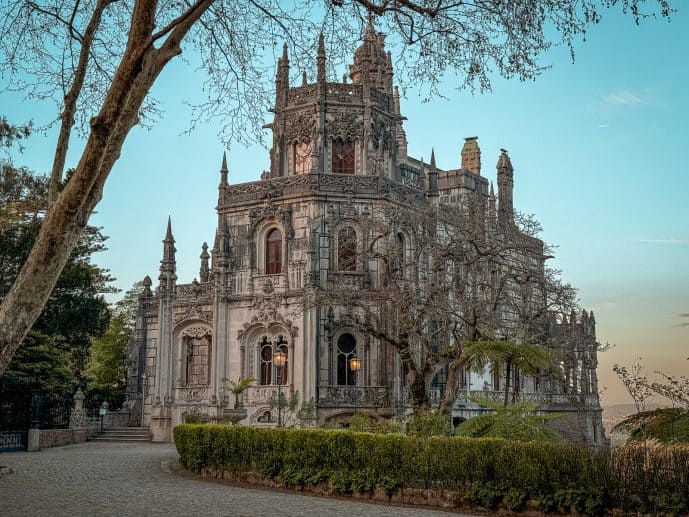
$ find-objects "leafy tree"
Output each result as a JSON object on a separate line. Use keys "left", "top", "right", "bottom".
{"left": 85, "top": 281, "right": 144, "bottom": 410}
{"left": 612, "top": 357, "right": 689, "bottom": 444}
{"left": 0, "top": 0, "right": 673, "bottom": 375}
{"left": 1, "top": 164, "right": 112, "bottom": 393}
{"left": 454, "top": 398, "right": 563, "bottom": 443}
{"left": 612, "top": 407, "right": 689, "bottom": 444}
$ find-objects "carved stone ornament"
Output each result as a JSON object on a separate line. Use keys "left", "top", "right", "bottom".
{"left": 371, "top": 117, "right": 392, "bottom": 148}
{"left": 237, "top": 306, "right": 298, "bottom": 342}
{"left": 180, "top": 326, "right": 212, "bottom": 339}
{"left": 285, "top": 111, "right": 316, "bottom": 143}
{"left": 174, "top": 305, "right": 213, "bottom": 325}
{"left": 329, "top": 111, "right": 362, "bottom": 142}
{"left": 262, "top": 279, "right": 274, "bottom": 294}
{"left": 177, "top": 388, "right": 210, "bottom": 402}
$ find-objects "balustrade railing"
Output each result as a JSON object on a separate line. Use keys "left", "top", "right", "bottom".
{"left": 317, "top": 385, "right": 387, "bottom": 408}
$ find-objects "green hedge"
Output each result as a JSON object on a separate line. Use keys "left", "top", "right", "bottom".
{"left": 174, "top": 425, "right": 689, "bottom": 514}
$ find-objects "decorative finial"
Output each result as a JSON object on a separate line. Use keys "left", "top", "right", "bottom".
{"left": 430, "top": 148, "right": 436, "bottom": 169}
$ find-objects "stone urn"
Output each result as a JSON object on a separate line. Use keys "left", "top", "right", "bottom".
{"left": 224, "top": 407, "right": 248, "bottom": 424}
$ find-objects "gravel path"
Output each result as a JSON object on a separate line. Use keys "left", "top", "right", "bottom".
{"left": 0, "top": 442, "right": 466, "bottom": 516}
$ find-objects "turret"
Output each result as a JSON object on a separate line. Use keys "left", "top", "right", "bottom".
{"left": 393, "top": 86, "right": 408, "bottom": 157}
{"left": 159, "top": 217, "right": 177, "bottom": 291}
{"left": 461, "top": 136, "right": 481, "bottom": 175}
{"left": 428, "top": 149, "right": 439, "bottom": 197}
{"left": 349, "top": 21, "right": 390, "bottom": 92}
{"left": 275, "top": 43, "right": 289, "bottom": 109}
{"left": 316, "top": 33, "right": 326, "bottom": 84}
{"left": 488, "top": 181, "right": 497, "bottom": 221}
{"left": 496, "top": 148, "right": 514, "bottom": 224}
{"left": 200, "top": 242, "right": 210, "bottom": 283}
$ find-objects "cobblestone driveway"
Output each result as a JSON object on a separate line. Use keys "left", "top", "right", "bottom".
{"left": 0, "top": 442, "right": 461, "bottom": 516}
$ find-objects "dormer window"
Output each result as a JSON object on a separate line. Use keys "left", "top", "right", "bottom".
{"left": 265, "top": 228, "right": 282, "bottom": 274}
{"left": 332, "top": 139, "right": 354, "bottom": 174}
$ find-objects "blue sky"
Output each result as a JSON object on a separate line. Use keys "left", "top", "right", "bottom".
{"left": 2, "top": 5, "right": 687, "bottom": 405}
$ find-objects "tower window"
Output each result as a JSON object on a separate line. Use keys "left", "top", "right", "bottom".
{"left": 336, "top": 333, "right": 357, "bottom": 386}
{"left": 265, "top": 228, "right": 282, "bottom": 274}
{"left": 337, "top": 227, "right": 357, "bottom": 272}
{"left": 294, "top": 141, "right": 312, "bottom": 174}
{"left": 332, "top": 140, "right": 355, "bottom": 174}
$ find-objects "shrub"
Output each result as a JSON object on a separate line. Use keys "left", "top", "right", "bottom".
{"left": 408, "top": 410, "right": 451, "bottom": 437}
{"left": 173, "top": 425, "right": 689, "bottom": 514}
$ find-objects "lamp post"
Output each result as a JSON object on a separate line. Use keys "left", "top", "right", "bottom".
{"left": 349, "top": 356, "right": 362, "bottom": 414}
{"left": 273, "top": 350, "right": 287, "bottom": 426}
{"left": 140, "top": 372, "right": 147, "bottom": 427}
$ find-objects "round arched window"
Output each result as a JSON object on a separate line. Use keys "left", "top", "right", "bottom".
{"left": 265, "top": 228, "right": 282, "bottom": 274}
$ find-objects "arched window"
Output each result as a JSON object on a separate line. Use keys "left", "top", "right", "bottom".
{"left": 258, "top": 335, "right": 289, "bottom": 385}
{"left": 393, "top": 232, "right": 405, "bottom": 273}
{"left": 182, "top": 331, "right": 211, "bottom": 386}
{"left": 337, "top": 227, "right": 357, "bottom": 272}
{"left": 259, "top": 337, "right": 273, "bottom": 385}
{"left": 265, "top": 228, "right": 282, "bottom": 274}
{"left": 294, "top": 141, "right": 312, "bottom": 174}
{"left": 332, "top": 140, "right": 354, "bottom": 174}
{"left": 336, "top": 333, "right": 357, "bottom": 386}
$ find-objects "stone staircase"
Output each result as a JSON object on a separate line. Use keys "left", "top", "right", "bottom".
{"left": 88, "top": 427, "right": 152, "bottom": 443}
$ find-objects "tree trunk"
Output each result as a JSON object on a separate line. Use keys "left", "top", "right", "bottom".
{"left": 439, "top": 363, "right": 460, "bottom": 415}
{"left": 0, "top": 0, "right": 214, "bottom": 375}
{"left": 503, "top": 359, "right": 512, "bottom": 407}
{"left": 408, "top": 372, "right": 430, "bottom": 410}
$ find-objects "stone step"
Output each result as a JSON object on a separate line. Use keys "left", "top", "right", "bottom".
{"left": 87, "top": 426, "right": 153, "bottom": 442}
{"left": 87, "top": 436, "right": 152, "bottom": 442}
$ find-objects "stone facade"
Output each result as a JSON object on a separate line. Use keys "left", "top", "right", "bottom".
{"left": 125, "top": 25, "right": 605, "bottom": 445}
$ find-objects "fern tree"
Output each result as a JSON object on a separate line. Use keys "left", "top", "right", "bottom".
{"left": 454, "top": 398, "right": 563, "bottom": 443}
{"left": 458, "top": 339, "right": 556, "bottom": 406}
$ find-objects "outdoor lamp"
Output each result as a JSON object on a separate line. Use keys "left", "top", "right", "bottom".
{"left": 273, "top": 350, "right": 286, "bottom": 367}
{"left": 349, "top": 357, "right": 362, "bottom": 372}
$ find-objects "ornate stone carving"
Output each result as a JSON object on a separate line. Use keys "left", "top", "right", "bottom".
{"left": 285, "top": 111, "right": 316, "bottom": 143}
{"left": 329, "top": 112, "right": 363, "bottom": 142}
{"left": 180, "top": 326, "right": 212, "bottom": 339}
{"left": 174, "top": 305, "right": 213, "bottom": 325}
{"left": 176, "top": 387, "right": 210, "bottom": 402}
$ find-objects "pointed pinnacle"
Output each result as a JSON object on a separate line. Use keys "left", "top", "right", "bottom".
{"left": 430, "top": 148, "right": 436, "bottom": 169}
{"left": 221, "top": 151, "right": 228, "bottom": 171}
{"left": 489, "top": 181, "right": 495, "bottom": 198}
{"left": 318, "top": 33, "right": 325, "bottom": 55}
{"left": 165, "top": 216, "right": 173, "bottom": 240}
{"left": 282, "top": 42, "right": 288, "bottom": 60}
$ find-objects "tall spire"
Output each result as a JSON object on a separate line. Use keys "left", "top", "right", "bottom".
{"left": 497, "top": 149, "right": 514, "bottom": 224}
{"left": 317, "top": 33, "right": 326, "bottom": 84}
{"left": 200, "top": 242, "right": 210, "bottom": 283}
{"left": 417, "top": 157, "right": 426, "bottom": 191}
{"left": 428, "top": 149, "right": 439, "bottom": 196}
{"left": 275, "top": 42, "right": 289, "bottom": 109}
{"left": 159, "top": 217, "right": 177, "bottom": 290}
{"left": 220, "top": 151, "right": 228, "bottom": 185}
{"left": 393, "top": 86, "right": 408, "bottom": 157}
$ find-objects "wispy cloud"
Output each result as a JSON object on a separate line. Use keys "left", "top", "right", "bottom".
{"left": 635, "top": 238, "right": 689, "bottom": 245}
{"left": 603, "top": 89, "right": 644, "bottom": 106}
{"left": 598, "top": 123, "right": 610, "bottom": 128}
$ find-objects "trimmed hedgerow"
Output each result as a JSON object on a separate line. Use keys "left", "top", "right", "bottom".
{"left": 174, "top": 425, "right": 689, "bottom": 514}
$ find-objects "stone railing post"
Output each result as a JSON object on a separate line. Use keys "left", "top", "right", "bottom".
{"left": 69, "top": 388, "right": 88, "bottom": 430}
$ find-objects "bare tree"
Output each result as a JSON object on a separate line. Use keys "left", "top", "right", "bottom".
{"left": 0, "top": 0, "right": 672, "bottom": 374}
{"left": 310, "top": 191, "right": 575, "bottom": 411}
